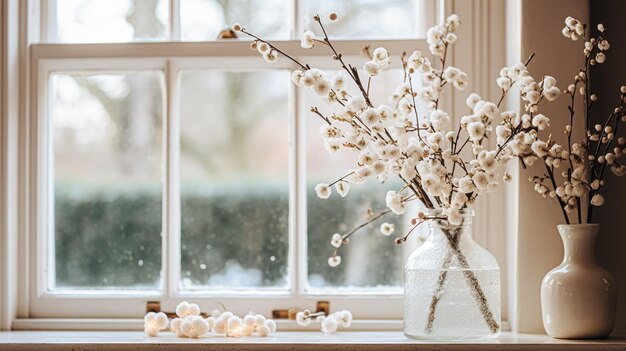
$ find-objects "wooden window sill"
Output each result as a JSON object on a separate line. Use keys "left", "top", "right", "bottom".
{"left": 1, "top": 331, "right": 625, "bottom": 350}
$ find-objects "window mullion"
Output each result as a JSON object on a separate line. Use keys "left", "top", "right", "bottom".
{"left": 164, "top": 59, "right": 181, "bottom": 297}
{"left": 290, "top": 0, "right": 299, "bottom": 39}
{"left": 169, "top": 0, "right": 181, "bottom": 41}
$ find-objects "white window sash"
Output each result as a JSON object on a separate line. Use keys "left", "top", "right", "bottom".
{"left": 15, "top": 0, "right": 510, "bottom": 323}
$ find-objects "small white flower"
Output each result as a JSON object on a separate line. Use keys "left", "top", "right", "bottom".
{"left": 372, "top": 47, "right": 389, "bottom": 64}
{"left": 315, "top": 183, "right": 332, "bottom": 199}
{"left": 445, "top": 32, "right": 458, "bottom": 44}
{"left": 361, "top": 107, "right": 381, "bottom": 126}
{"left": 611, "top": 165, "right": 626, "bottom": 176}
{"left": 458, "top": 176, "right": 475, "bottom": 193}
{"left": 296, "top": 311, "right": 312, "bottom": 326}
{"left": 214, "top": 318, "right": 228, "bottom": 335}
{"left": 301, "top": 30, "right": 316, "bottom": 49}
{"left": 227, "top": 316, "right": 242, "bottom": 331}
{"left": 337, "top": 310, "right": 353, "bottom": 328}
{"left": 263, "top": 50, "right": 278, "bottom": 63}
{"left": 170, "top": 318, "right": 183, "bottom": 336}
{"left": 430, "top": 109, "right": 450, "bottom": 132}
{"left": 335, "top": 180, "right": 350, "bottom": 197}
{"left": 328, "top": 255, "right": 342, "bottom": 267}
{"left": 598, "top": 39, "right": 610, "bottom": 51}
{"left": 242, "top": 314, "right": 256, "bottom": 328}
{"left": 503, "top": 173, "right": 512, "bottom": 183}
{"left": 257, "top": 41, "right": 271, "bottom": 55}
{"left": 385, "top": 190, "right": 405, "bottom": 215}
{"left": 591, "top": 194, "right": 605, "bottom": 206}
{"left": 467, "top": 122, "right": 485, "bottom": 142}
{"left": 314, "top": 79, "right": 331, "bottom": 96}
{"left": 257, "top": 324, "right": 271, "bottom": 337}
{"left": 543, "top": 86, "right": 561, "bottom": 101}
{"left": 348, "top": 96, "right": 367, "bottom": 113}
{"left": 332, "top": 73, "right": 347, "bottom": 90}
{"left": 447, "top": 208, "right": 462, "bottom": 226}
{"left": 364, "top": 61, "right": 381, "bottom": 77}
{"left": 472, "top": 171, "right": 489, "bottom": 191}
{"left": 496, "top": 125, "right": 512, "bottom": 144}
{"left": 321, "top": 316, "right": 339, "bottom": 335}
{"left": 265, "top": 319, "right": 277, "bottom": 334}
{"left": 466, "top": 93, "right": 482, "bottom": 109}
{"left": 330, "top": 233, "right": 343, "bottom": 248}
{"left": 324, "top": 139, "right": 342, "bottom": 154}
{"left": 531, "top": 140, "right": 549, "bottom": 157}
{"left": 497, "top": 76, "right": 512, "bottom": 90}
{"left": 380, "top": 222, "right": 395, "bottom": 236}
{"left": 532, "top": 114, "right": 550, "bottom": 130}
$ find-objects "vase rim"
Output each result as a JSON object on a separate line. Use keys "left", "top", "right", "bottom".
{"left": 557, "top": 223, "right": 600, "bottom": 229}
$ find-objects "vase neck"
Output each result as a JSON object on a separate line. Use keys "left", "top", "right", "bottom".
{"left": 558, "top": 224, "right": 599, "bottom": 263}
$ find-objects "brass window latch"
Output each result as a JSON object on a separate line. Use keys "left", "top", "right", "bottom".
{"left": 271, "top": 301, "right": 330, "bottom": 320}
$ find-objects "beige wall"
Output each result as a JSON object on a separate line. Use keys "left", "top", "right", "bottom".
{"left": 590, "top": 0, "right": 626, "bottom": 336}
{"left": 510, "top": 0, "right": 590, "bottom": 334}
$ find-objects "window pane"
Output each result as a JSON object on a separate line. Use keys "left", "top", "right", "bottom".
{"left": 302, "top": 0, "right": 426, "bottom": 39}
{"left": 51, "top": 71, "right": 164, "bottom": 289}
{"left": 305, "top": 68, "right": 425, "bottom": 291}
{"left": 179, "top": 70, "right": 290, "bottom": 290}
{"left": 180, "top": 0, "right": 289, "bottom": 41}
{"left": 51, "top": 0, "right": 169, "bottom": 43}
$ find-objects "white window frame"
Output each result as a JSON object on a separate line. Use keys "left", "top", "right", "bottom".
{"left": 4, "top": 0, "right": 509, "bottom": 330}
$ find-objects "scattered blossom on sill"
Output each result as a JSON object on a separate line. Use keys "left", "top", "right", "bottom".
{"left": 295, "top": 309, "right": 352, "bottom": 335}
{"left": 144, "top": 301, "right": 276, "bottom": 338}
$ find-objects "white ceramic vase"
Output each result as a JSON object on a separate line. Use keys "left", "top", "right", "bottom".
{"left": 541, "top": 224, "right": 617, "bottom": 339}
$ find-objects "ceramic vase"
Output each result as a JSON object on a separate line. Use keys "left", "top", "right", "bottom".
{"left": 541, "top": 224, "right": 617, "bottom": 339}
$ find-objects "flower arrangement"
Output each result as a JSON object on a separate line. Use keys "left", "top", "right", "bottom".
{"left": 233, "top": 13, "right": 540, "bottom": 263}
{"left": 234, "top": 13, "right": 550, "bottom": 334}
{"left": 515, "top": 17, "right": 626, "bottom": 224}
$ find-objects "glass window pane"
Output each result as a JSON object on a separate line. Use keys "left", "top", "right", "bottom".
{"left": 180, "top": 0, "right": 289, "bottom": 41}
{"left": 51, "top": 0, "right": 169, "bottom": 43}
{"left": 302, "top": 0, "right": 426, "bottom": 39}
{"left": 179, "top": 70, "right": 290, "bottom": 290}
{"left": 305, "top": 68, "right": 425, "bottom": 291}
{"left": 51, "top": 71, "right": 164, "bottom": 289}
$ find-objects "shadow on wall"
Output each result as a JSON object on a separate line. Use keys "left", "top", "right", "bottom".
{"left": 591, "top": 0, "right": 626, "bottom": 337}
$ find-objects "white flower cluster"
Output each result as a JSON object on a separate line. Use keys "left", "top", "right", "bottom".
{"left": 144, "top": 312, "right": 169, "bottom": 336}
{"left": 363, "top": 47, "right": 390, "bottom": 77}
{"left": 562, "top": 16, "right": 585, "bottom": 40}
{"left": 295, "top": 309, "right": 352, "bottom": 335}
{"left": 237, "top": 14, "right": 530, "bottom": 262}
{"left": 427, "top": 14, "right": 460, "bottom": 58}
{"left": 145, "top": 301, "right": 276, "bottom": 339}
{"left": 235, "top": 12, "right": 624, "bottom": 259}
{"left": 511, "top": 17, "right": 626, "bottom": 222}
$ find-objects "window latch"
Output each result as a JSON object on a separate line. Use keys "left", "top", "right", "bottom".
{"left": 271, "top": 300, "right": 330, "bottom": 320}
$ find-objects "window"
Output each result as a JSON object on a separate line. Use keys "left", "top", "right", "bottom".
{"left": 26, "top": 0, "right": 503, "bottom": 322}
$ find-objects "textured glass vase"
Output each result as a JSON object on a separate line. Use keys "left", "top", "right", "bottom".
{"left": 403, "top": 209, "right": 501, "bottom": 340}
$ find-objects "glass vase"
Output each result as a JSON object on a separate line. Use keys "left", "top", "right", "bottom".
{"left": 403, "top": 209, "right": 501, "bottom": 340}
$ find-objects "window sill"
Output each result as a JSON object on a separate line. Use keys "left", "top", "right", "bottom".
{"left": 1, "top": 331, "right": 625, "bottom": 350}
